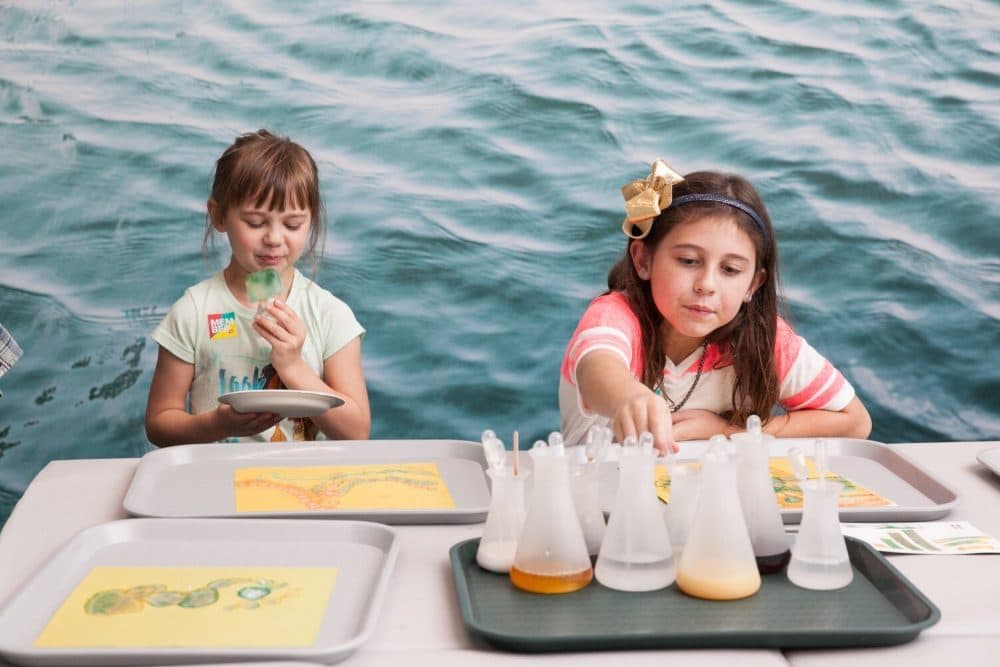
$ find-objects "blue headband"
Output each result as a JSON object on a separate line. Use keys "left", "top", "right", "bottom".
{"left": 669, "top": 193, "right": 770, "bottom": 252}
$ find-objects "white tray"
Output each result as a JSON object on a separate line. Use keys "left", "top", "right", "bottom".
{"left": 594, "top": 438, "right": 960, "bottom": 523}
{"left": 976, "top": 446, "right": 1000, "bottom": 478}
{"left": 0, "top": 518, "right": 398, "bottom": 666}
{"left": 123, "top": 440, "right": 491, "bottom": 524}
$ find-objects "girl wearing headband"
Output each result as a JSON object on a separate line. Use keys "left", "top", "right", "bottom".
{"left": 559, "top": 162, "right": 871, "bottom": 453}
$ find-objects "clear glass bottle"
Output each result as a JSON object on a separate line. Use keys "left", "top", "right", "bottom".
{"left": 676, "top": 436, "right": 761, "bottom": 600}
{"left": 732, "top": 415, "right": 790, "bottom": 574}
{"left": 570, "top": 459, "right": 605, "bottom": 562}
{"left": 510, "top": 441, "right": 593, "bottom": 594}
{"left": 663, "top": 459, "right": 701, "bottom": 561}
{"left": 476, "top": 465, "right": 528, "bottom": 573}
{"left": 595, "top": 434, "right": 675, "bottom": 591}
{"left": 787, "top": 476, "right": 853, "bottom": 590}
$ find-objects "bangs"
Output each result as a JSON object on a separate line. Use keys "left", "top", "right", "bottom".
{"left": 216, "top": 139, "right": 319, "bottom": 215}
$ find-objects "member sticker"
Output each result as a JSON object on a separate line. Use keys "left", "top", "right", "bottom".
{"left": 208, "top": 312, "right": 237, "bottom": 340}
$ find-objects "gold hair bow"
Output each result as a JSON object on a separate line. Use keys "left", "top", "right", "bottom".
{"left": 621, "top": 159, "right": 684, "bottom": 239}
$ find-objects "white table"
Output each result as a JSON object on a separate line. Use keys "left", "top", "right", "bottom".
{"left": 1, "top": 442, "right": 998, "bottom": 666}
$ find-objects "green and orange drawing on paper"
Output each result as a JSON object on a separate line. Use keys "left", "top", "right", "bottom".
{"left": 654, "top": 457, "right": 894, "bottom": 508}
{"left": 234, "top": 462, "right": 456, "bottom": 512}
{"left": 34, "top": 566, "right": 338, "bottom": 648}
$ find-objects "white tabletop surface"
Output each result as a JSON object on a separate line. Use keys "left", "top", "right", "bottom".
{"left": 0, "top": 441, "right": 998, "bottom": 666}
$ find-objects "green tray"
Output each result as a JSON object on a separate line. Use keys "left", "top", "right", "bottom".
{"left": 449, "top": 537, "right": 939, "bottom": 652}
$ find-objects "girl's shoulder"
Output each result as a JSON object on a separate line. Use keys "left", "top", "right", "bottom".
{"left": 166, "top": 272, "right": 231, "bottom": 310}
{"left": 290, "top": 270, "right": 360, "bottom": 320}
{"left": 585, "top": 290, "right": 635, "bottom": 317}
{"left": 185, "top": 271, "right": 228, "bottom": 296}
{"left": 775, "top": 315, "right": 797, "bottom": 340}
{"left": 773, "top": 316, "right": 807, "bottom": 377}
{"left": 592, "top": 290, "right": 631, "bottom": 308}
{"left": 576, "top": 291, "right": 640, "bottom": 331}
{"left": 290, "top": 270, "right": 342, "bottom": 304}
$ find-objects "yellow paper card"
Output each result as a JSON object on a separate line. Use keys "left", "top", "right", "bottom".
{"left": 654, "top": 458, "right": 893, "bottom": 508}
{"left": 234, "top": 462, "right": 456, "bottom": 512}
{"left": 769, "top": 458, "right": 894, "bottom": 508}
{"left": 35, "top": 566, "right": 337, "bottom": 648}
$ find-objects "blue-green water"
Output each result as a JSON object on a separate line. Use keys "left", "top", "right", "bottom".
{"left": 1, "top": 1, "right": 998, "bottom": 526}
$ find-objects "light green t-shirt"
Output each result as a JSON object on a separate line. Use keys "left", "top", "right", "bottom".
{"left": 152, "top": 269, "right": 364, "bottom": 442}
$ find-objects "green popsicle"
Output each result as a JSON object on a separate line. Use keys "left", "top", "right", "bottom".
{"left": 246, "top": 269, "right": 283, "bottom": 303}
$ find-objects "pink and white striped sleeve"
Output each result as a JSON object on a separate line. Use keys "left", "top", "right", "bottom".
{"left": 560, "top": 292, "right": 644, "bottom": 387}
{"left": 775, "top": 318, "right": 856, "bottom": 411}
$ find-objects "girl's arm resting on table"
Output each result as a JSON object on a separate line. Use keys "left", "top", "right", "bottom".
{"left": 145, "top": 347, "right": 281, "bottom": 447}
{"left": 576, "top": 350, "right": 677, "bottom": 453}
{"left": 763, "top": 396, "right": 872, "bottom": 439}
{"left": 271, "top": 336, "right": 371, "bottom": 440}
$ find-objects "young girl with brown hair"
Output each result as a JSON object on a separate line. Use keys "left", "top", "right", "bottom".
{"left": 560, "top": 161, "right": 871, "bottom": 453}
{"left": 145, "top": 130, "right": 370, "bottom": 445}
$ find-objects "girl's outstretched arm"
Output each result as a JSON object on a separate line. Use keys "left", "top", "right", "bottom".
{"left": 576, "top": 350, "right": 678, "bottom": 453}
{"left": 145, "top": 347, "right": 281, "bottom": 446}
{"left": 763, "top": 396, "right": 872, "bottom": 439}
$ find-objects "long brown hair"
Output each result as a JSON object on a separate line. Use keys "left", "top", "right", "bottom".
{"left": 607, "top": 171, "right": 782, "bottom": 425}
{"left": 203, "top": 129, "right": 325, "bottom": 274}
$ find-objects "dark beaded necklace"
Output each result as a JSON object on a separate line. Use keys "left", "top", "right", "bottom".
{"left": 654, "top": 343, "right": 709, "bottom": 413}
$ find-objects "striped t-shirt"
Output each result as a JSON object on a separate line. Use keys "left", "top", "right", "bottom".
{"left": 559, "top": 291, "right": 855, "bottom": 445}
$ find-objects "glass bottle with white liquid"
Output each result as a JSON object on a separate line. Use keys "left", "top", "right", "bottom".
{"left": 787, "top": 476, "right": 853, "bottom": 590}
{"left": 476, "top": 465, "right": 527, "bottom": 573}
{"left": 595, "top": 433, "right": 675, "bottom": 592}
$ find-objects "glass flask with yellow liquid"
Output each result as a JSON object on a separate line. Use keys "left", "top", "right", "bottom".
{"left": 676, "top": 435, "right": 761, "bottom": 601}
{"left": 509, "top": 437, "right": 593, "bottom": 594}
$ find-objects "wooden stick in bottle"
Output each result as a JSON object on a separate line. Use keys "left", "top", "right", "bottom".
{"left": 513, "top": 430, "right": 520, "bottom": 477}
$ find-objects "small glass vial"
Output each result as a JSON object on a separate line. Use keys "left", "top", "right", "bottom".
{"left": 571, "top": 457, "right": 605, "bottom": 562}
{"left": 476, "top": 465, "right": 528, "bottom": 573}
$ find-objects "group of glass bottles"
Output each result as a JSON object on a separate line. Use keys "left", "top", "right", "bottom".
{"left": 476, "top": 417, "right": 853, "bottom": 598}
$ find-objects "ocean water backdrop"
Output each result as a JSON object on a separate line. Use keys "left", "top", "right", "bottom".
{"left": 1, "top": 0, "right": 998, "bottom": 526}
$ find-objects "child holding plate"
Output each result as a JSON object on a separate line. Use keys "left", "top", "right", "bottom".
{"left": 145, "top": 130, "right": 369, "bottom": 445}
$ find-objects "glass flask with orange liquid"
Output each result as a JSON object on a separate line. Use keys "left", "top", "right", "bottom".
{"left": 509, "top": 435, "right": 593, "bottom": 594}
{"left": 676, "top": 435, "right": 761, "bottom": 601}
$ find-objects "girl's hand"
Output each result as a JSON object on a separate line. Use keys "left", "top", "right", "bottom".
{"left": 670, "top": 409, "right": 734, "bottom": 441}
{"left": 253, "top": 299, "right": 307, "bottom": 373}
{"left": 612, "top": 389, "right": 679, "bottom": 454}
{"left": 214, "top": 403, "right": 282, "bottom": 438}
